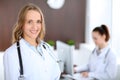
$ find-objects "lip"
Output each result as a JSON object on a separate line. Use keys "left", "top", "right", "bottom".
{"left": 30, "top": 30, "right": 38, "bottom": 34}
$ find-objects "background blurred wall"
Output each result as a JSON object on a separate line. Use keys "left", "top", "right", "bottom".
{"left": 0, "top": 0, "right": 86, "bottom": 51}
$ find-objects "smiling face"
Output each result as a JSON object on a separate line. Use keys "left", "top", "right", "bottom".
{"left": 22, "top": 10, "right": 42, "bottom": 42}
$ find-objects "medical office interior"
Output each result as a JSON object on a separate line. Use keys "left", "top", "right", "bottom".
{"left": 0, "top": 0, "right": 120, "bottom": 80}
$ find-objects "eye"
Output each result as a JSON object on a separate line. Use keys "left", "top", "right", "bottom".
{"left": 28, "top": 20, "right": 32, "bottom": 24}
{"left": 37, "top": 20, "right": 42, "bottom": 24}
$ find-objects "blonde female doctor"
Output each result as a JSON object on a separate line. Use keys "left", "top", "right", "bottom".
{"left": 3, "top": 3, "right": 61, "bottom": 80}
{"left": 74, "top": 25, "right": 117, "bottom": 80}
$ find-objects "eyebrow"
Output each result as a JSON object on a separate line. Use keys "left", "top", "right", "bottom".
{"left": 37, "top": 20, "right": 42, "bottom": 23}
{"left": 26, "top": 19, "right": 42, "bottom": 22}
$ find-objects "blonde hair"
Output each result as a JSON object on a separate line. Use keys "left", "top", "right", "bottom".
{"left": 12, "top": 3, "right": 46, "bottom": 43}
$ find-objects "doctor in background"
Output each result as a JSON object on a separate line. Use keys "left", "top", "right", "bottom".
{"left": 3, "top": 3, "right": 60, "bottom": 80}
{"left": 74, "top": 25, "right": 117, "bottom": 80}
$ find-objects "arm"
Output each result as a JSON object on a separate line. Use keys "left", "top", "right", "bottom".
{"left": 3, "top": 47, "right": 20, "bottom": 80}
{"left": 74, "top": 64, "right": 89, "bottom": 73}
{"left": 74, "top": 52, "right": 93, "bottom": 73}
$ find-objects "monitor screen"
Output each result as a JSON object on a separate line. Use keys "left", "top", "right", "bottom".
{"left": 56, "top": 41, "right": 74, "bottom": 76}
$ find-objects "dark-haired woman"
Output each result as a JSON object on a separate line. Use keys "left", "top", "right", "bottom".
{"left": 74, "top": 25, "right": 117, "bottom": 80}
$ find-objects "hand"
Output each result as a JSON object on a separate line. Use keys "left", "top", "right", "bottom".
{"left": 73, "top": 64, "right": 78, "bottom": 73}
{"left": 74, "top": 68, "right": 77, "bottom": 73}
{"left": 81, "top": 72, "right": 89, "bottom": 78}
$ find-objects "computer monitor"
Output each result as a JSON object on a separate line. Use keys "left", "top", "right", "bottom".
{"left": 56, "top": 41, "right": 74, "bottom": 76}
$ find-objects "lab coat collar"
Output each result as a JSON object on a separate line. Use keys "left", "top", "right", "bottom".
{"left": 21, "top": 38, "right": 43, "bottom": 47}
{"left": 19, "top": 38, "right": 38, "bottom": 53}
{"left": 96, "top": 45, "right": 110, "bottom": 57}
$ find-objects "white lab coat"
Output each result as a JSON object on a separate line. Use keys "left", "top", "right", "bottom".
{"left": 3, "top": 38, "right": 61, "bottom": 80}
{"left": 75, "top": 45, "right": 117, "bottom": 80}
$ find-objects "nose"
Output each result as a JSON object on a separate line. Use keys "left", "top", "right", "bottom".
{"left": 32, "top": 22, "right": 38, "bottom": 29}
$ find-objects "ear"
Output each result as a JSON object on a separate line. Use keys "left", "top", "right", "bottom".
{"left": 102, "top": 34, "right": 106, "bottom": 40}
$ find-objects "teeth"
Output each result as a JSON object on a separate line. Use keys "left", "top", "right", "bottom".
{"left": 30, "top": 30, "right": 37, "bottom": 34}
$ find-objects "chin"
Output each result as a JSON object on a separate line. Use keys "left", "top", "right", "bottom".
{"left": 31, "top": 35, "right": 38, "bottom": 39}
{"left": 30, "top": 36, "right": 38, "bottom": 39}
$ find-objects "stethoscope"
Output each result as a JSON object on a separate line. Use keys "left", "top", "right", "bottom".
{"left": 92, "top": 47, "right": 110, "bottom": 64}
{"left": 40, "top": 41, "right": 61, "bottom": 63}
{"left": 89, "top": 48, "right": 110, "bottom": 80}
{"left": 17, "top": 41, "right": 61, "bottom": 80}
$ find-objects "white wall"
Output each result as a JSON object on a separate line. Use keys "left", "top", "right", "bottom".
{"left": 112, "top": 0, "right": 120, "bottom": 59}
{"left": 85, "top": 0, "right": 120, "bottom": 58}
{"left": 85, "top": 0, "right": 112, "bottom": 44}
{"left": 85, "top": 0, "right": 120, "bottom": 79}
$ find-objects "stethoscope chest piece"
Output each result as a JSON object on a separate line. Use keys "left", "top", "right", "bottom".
{"left": 18, "top": 75, "right": 25, "bottom": 80}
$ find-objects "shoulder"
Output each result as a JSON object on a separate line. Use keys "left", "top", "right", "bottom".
{"left": 109, "top": 49, "right": 116, "bottom": 57}
{"left": 4, "top": 43, "right": 17, "bottom": 59}
{"left": 5, "top": 43, "right": 17, "bottom": 53}
{"left": 91, "top": 47, "right": 97, "bottom": 56}
{"left": 107, "top": 48, "right": 116, "bottom": 61}
{"left": 92, "top": 48, "right": 96, "bottom": 54}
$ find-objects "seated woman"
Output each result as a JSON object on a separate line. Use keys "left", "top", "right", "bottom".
{"left": 74, "top": 25, "right": 117, "bottom": 80}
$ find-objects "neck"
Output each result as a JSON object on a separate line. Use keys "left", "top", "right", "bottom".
{"left": 98, "top": 42, "right": 108, "bottom": 50}
{"left": 24, "top": 37, "right": 38, "bottom": 47}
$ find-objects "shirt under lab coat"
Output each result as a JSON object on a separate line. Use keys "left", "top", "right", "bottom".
{"left": 75, "top": 45, "right": 117, "bottom": 80}
{"left": 3, "top": 38, "right": 61, "bottom": 80}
